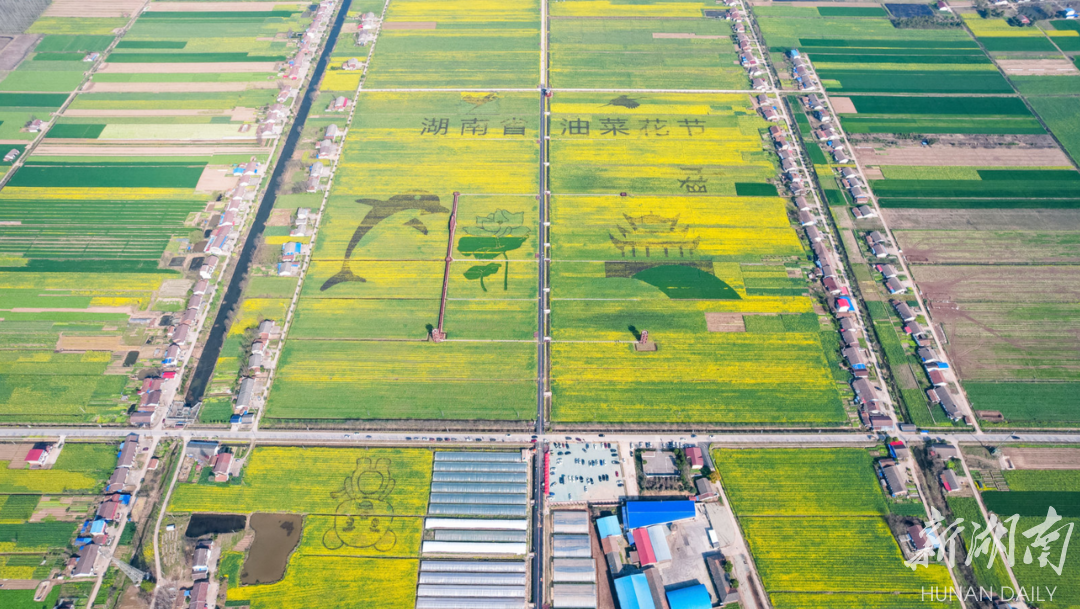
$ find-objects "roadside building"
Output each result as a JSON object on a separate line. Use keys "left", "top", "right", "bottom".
{"left": 929, "top": 444, "right": 959, "bottom": 460}
{"left": 685, "top": 447, "right": 703, "bottom": 469}
{"left": 940, "top": 469, "right": 962, "bottom": 493}
{"left": 666, "top": 585, "right": 710, "bottom": 609}
{"left": 908, "top": 523, "right": 940, "bottom": 558}
{"left": 623, "top": 500, "right": 695, "bottom": 530}
{"left": 193, "top": 540, "right": 212, "bottom": 574}
{"left": 881, "top": 463, "right": 908, "bottom": 497}
{"left": 888, "top": 441, "right": 910, "bottom": 461}
{"left": 72, "top": 544, "right": 100, "bottom": 577}
{"left": 211, "top": 452, "right": 233, "bottom": 482}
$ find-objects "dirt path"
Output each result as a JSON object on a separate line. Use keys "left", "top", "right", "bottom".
{"left": 152, "top": 438, "right": 187, "bottom": 606}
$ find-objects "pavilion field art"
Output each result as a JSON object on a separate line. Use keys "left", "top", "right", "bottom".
{"left": 547, "top": 93, "right": 844, "bottom": 425}
{"left": 264, "top": 91, "right": 541, "bottom": 423}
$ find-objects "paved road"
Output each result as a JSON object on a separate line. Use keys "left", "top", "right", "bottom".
{"left": 5, "top": 427, "right": 1079, "bottom": 445}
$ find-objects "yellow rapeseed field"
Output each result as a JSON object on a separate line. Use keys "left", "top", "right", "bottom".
{"left": 550, "top": 0, "right": 711, "bottom": 18}
{"left": 226, "top": 555, "right": 418, "bottom": 609}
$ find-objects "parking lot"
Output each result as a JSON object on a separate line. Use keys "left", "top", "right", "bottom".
{"left": 548, "top": 441, "right": 627, "bottom": 502}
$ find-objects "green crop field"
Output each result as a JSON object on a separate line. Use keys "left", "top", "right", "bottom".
{"left": 945, "top": 496, "right": 1013, "bottom": 593}
{"left": 720, "top": 448, "right": 957, "bottom": 608}
{"left": 549, "top": 3, "right": 747, "bottom": 89}
{"left": 837, "top": 94, "right": 1044, "bottom": 135}
{"left": 965, "top": 382, "right": 1080, "bottom": 425}
{"left": 1029, "top": 96, "right": 1080, "bottom": 167}
{"left": 870, "top": 167, "right": 1080, "bottom": 208}
{"left": 980, "top": 468, "right": 1080, "bottom": 608}
{"left": 1003, "top": 469, "right": 1080, "bottom": 492}
{"left": 8, "top": 161, "right": 205, "bottom": 189}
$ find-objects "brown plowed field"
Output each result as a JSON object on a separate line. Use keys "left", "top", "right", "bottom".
{"left": 910, "top": 265, "right": 1080, "bottom": 381}
{"left": 1004, "top": 447, "right": 1080, "bottom": 469}
{"left": 98, "top": 62, "right": 279, "bottom": 74}
{"left": 855, "top": 145, "right": 1071, "bottom": 167}
{"left": 86, "top": 81, "right": 277, "bottom": 93}
{"left": 884, "top": 208, "right": 1080, "bottom": 231}
{"left": 43, "top": 0, "right": 144, "bottom": 18}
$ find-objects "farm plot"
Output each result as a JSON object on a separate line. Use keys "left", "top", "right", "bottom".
{"left": 0, "top": 92, "right": 69, "bottom": 141}
{"left": 718, "top": 448, "right": 956, "bottom": 608}
{"left": 547, "top": 92, "right": 843, "bottom": 425}
{"left": 756, "top": 11, "right": 1010, "bottom": 94}
{"left": 964, "top": 15, "right": 1060, "bottom": 54}
{"left": 66, "top": 4, "right": 309, "bottom": 138}
{"left": 869, "top": 167, "right": 1080, "bottom": 208}
{"left": 837, "top": 95, "right": 1045, "bottom": 136}
{"left": 1028, "top": 96, "right": 1080, "bottom": 167}
{"left": 0, "top": 158, "right": 207, "bottom": 273}
{"left": 0, "top": 442, "right": 116, "bottom": 577}
{"left": 979, "top": 469, "right": 1080, "bottom": 609}
{"left": 549, "top": 0, "right": 746, "bottom": 90}
{"left": 364, "top": 0, "right": 540, "bottom": 88}
{"left": 265, "top": 91, "right": 540, "bottom": 423}
{"left": 906, "top": 263, "right": 1080, "bottom": 424}
{"left": 0, "top": 442, "right": 116, "bottom": 494}
{"left": 171, "top": 446, "right": 435, "bottom": 609}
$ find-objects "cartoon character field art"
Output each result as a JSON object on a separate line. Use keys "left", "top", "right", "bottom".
{"left": 322, "top": 457, "right": 398, "bottom": 552}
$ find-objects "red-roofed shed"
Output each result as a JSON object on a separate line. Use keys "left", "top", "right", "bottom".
{"left": 632, "top": 527, "right": 657, "bottom": 565}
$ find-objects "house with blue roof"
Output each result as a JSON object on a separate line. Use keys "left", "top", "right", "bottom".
{"left": 614, "top": 573, "right": 655, "bottom": 609}
{"left": 597, "top": 515, "right": 621, "bottom": 539}
{"left": 667, "top": 584, "right": 711, "bottom": 609}
{"left": 623, "top": 500, "right": 696, "bottom": 530}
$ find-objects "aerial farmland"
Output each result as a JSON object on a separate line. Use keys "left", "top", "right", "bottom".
{"left": 0, "top": 1, "right": 1079, "bottom": 609}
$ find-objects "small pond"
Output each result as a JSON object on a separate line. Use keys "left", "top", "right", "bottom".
{"left": 241, "top": 513, "right": 303, "bottom": 585}
{"left": 185, "top": 513, "right": 247, "bottom": 538}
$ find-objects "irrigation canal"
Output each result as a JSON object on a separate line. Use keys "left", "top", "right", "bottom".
{"left": 184, "top": 0, "right": 353, "bottom": 407}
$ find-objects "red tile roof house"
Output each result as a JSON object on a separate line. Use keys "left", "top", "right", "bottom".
{"left": 685, "top": 447, "right": 704, "bottom": 470}
{"left": 188, "top": 579, "right": 210, "bottom": 609}
{"left": 211, "top": 452, "right": 233, "bottom": 482}
{"left": 927, "top": 369, "right": 947, "bottom": 387}
{"left": 105, "top": 468, "right": 128, "bottom": 493}
{"left": 25, "top": 442, "right": 51, "bottom": 466}
{"left": 97, "top": 499, "right": 122, "bottom": 521}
